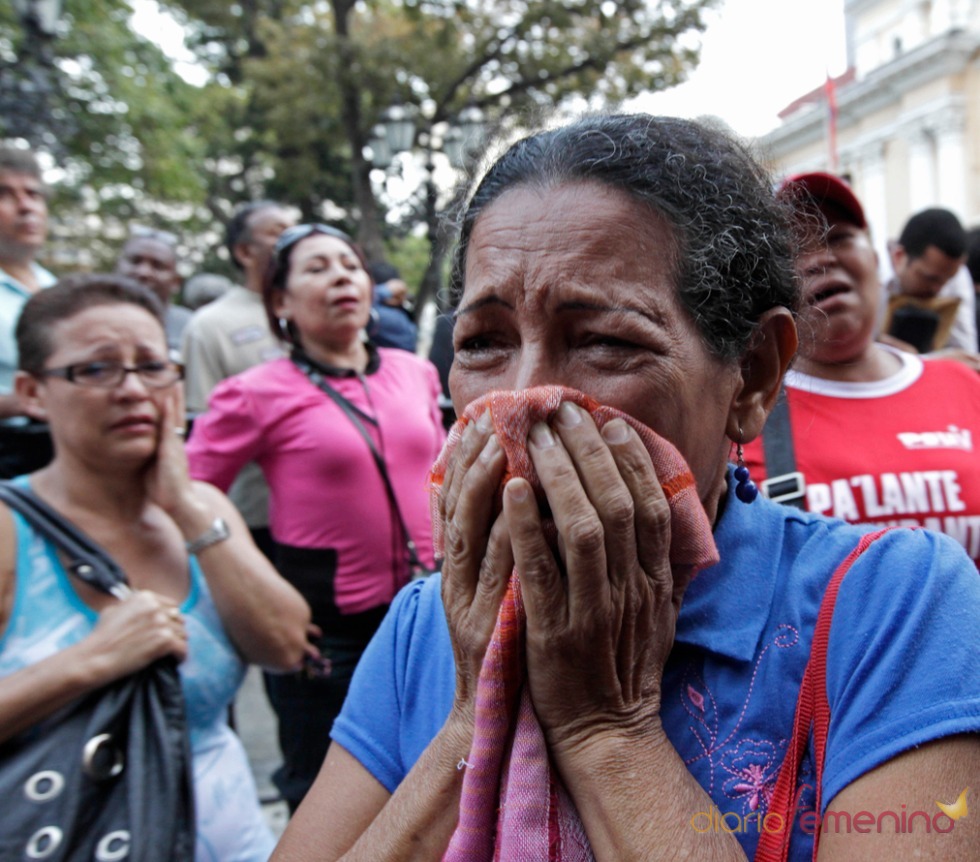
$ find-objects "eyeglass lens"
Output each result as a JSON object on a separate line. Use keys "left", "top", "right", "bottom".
{"left": 63, "top": 361, "right": 182, "bottom": 388}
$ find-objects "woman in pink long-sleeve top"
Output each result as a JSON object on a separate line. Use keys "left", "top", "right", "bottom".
{"left": 185, "top": 224, "right": 445, "bottom": 813}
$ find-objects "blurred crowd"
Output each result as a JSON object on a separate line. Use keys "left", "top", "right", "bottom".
{"left": 0, "top": 129, "right": 977, "bottom": 862}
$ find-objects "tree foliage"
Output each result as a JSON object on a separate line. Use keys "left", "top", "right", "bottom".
{"left": 1, "top": 0, "right": 212, "bottom": 272}
{"left": 163, "top": 0, "right": 717, "bottom": 304}
{"left": 2, "top": 0, "right": 717, "bottom": 296}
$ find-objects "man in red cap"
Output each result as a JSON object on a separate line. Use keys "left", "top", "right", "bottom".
{"left": 743, "top": 171, "right": 980, "bottom": 567}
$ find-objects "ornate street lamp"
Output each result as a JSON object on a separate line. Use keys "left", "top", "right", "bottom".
{"left": 443, "top": 105, "right": 486, "bottom": 170}
{"left": 378, "top": 101, "right": 419, "bottom": 156}
{"left": 368, "top": 125, "right": 394, "bottom": 170}
{"left": 372, "top": 102, "right": 486, "bottom": 174}
{"left": 368, "top": 101, "right": 487, "bottom": 311}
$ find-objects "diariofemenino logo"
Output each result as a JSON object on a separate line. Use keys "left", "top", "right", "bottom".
{"left": 690, "top": 787, "right": 968, "bottom": 836}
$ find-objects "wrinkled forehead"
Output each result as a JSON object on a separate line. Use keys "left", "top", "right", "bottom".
{"left": 44, "top": 301, "right": 168, "bottom": 356}
{"left": 458, "top": 182, "right": 686, "bottom": 330}
{"left": 0, "top": 169, "right": 45, "bottom": 193}
{"left": 466, "top": 181, "right": 679, "bottom": 277}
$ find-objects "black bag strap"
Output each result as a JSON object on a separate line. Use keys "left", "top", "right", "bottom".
{"left": 291, "top": 353, "right": 426, "bottom": 571}
{"left": 760, "top": 389, "right": 807, "bottom": 508}
{"left": 0, "top": 481, "right": 132, "bottom": 599}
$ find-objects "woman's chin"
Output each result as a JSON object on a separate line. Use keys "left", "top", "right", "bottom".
{"left": 302, "top": 318, "right": 371, "bottom": 349}
{"left": 105, "top": 438, "right": 159, "bottom": 468}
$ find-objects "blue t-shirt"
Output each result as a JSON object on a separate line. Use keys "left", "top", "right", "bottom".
{"left": 333, "top": 470, "right": 980, "bottom": 859}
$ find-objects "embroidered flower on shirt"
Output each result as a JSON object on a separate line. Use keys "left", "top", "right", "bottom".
{"left": 722, "top": 739, "right": 782, "bottom": 812}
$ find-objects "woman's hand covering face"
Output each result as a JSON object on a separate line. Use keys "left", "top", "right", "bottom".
{"left": 443, "top": 181, "right": 747, "bottom": 750}
{"left": 437, "top": 395, "right": 715, "bottom": 752}
{"left": 438, "top": 410, "right": 512, "bottom": 722}
{"left": 507, "top": 402, "right": 693, "bottom": 750}
{"left": 142, "top": 383, "right": 197, "bottom": 518}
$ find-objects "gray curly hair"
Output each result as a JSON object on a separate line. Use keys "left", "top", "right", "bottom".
{"left": 449, "top": 113, "right": 799, "bottom": 361}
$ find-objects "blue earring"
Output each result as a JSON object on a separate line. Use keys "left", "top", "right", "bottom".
{"left": 734, "top": 435, "right": 758, "bottom": 504}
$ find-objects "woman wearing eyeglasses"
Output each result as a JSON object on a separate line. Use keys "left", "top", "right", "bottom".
{"left": 185, "top": 224, "right": 446, "bottom": 813}
{"left": 0, "top": 274, "right": 312, "bottom": 860}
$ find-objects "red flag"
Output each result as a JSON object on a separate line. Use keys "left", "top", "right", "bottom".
{"left": 824, "top": 71, "right": 839, "bottom": 172}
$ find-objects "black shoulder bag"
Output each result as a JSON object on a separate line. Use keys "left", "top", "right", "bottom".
{"left": 0, "top": 482, "right": 196, "bottom": 862}
{"left": 292, "top": 353, "right": 436, "bottom": 581}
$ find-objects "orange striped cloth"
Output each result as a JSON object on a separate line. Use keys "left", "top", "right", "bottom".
{"left": 431, "top": 387, "right": 719, "bottom": 861}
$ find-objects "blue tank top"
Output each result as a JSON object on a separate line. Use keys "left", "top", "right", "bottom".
{"left": 0, "top": 482, "right": 275, "bottom": 861}
{"left": 0, "top": 497, "right": 246, "bottom": 741}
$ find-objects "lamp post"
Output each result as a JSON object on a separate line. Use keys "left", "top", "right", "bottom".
{"left": 368, "top": 102, "right": 486, "bottom": 311}
{"left": 442, "top": 106, "right": 487, "bottom": 172}
{"left": 0, "top": 0, "right": 66, "bottom": 149}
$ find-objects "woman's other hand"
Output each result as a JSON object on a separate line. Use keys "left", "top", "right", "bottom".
{"left": 0, "top": 589, "right": 188, "bottom": 745}
{"left": 438, "top": 411, "right": 511, "bottom": 725}
{"left": 85, "top": 589, "right": 189, "bottom": 676}
{"left": 511, "top": 402, "right": 684, "bottom": 753}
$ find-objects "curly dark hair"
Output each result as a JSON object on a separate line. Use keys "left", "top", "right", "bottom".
{"left": 449, "top": 113, "right": 799, "bottom": 361}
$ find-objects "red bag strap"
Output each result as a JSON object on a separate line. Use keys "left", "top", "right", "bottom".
{"left": 754, "top": 528, "right": 892, "bottom": 862}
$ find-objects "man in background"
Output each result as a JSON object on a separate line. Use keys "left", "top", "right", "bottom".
{"left": 0, "top": 147, "right": 55, "bottom": 421}
{"left": 881, "top": 207, "right": 977, "bottom": 365}
{"left": 181, "top": 200, "right": 295, "bottom": 559}
{"left": 367, "top": 260, "right": 418, "bottom": 352}
{"left": 0, "top": 147, "right": 57, "bottom": 477}
{"left": 183, "top": 272, "right": 233, "bottom": 311}
{"left": 116, "top": 227, "right": 191, "bottom": 353}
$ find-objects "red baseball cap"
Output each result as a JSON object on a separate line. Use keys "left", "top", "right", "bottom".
{"left": 777, "top": 171, "right": 867, "bottom": 229}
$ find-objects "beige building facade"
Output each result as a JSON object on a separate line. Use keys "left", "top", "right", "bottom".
{"left": 758, "top": 0, "right": 980, "bottom": 259}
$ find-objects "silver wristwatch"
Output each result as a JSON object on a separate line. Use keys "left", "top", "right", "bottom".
{"left": 185, "top": 517, "right": 230, "bottom": 555}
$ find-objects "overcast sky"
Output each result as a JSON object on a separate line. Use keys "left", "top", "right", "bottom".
{"left": 631, "top": 0, "right": 848, "bottom": 137}
{"left": 131, "top": 0, "right": 849, "bottom": 140}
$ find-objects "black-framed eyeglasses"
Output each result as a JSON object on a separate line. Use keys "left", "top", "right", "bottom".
{"left": 273, "top": 223, "right": 353, "bottom": 259}
{"left": 40, "top": 360, "right": 185, "bottom": 389}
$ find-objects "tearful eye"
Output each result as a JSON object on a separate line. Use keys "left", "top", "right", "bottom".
{"left": 456, "top": 333, "right": 497, "bottom": 352}
{"left": 582, "top": 334, "right": 638, "bottom": 349}
{"left": 74, "top": 362, "right": 118, "bottom": 383}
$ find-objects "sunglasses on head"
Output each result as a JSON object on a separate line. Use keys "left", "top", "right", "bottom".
{"left": 273, "top": 223, "right": 354, "bottom": 258}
